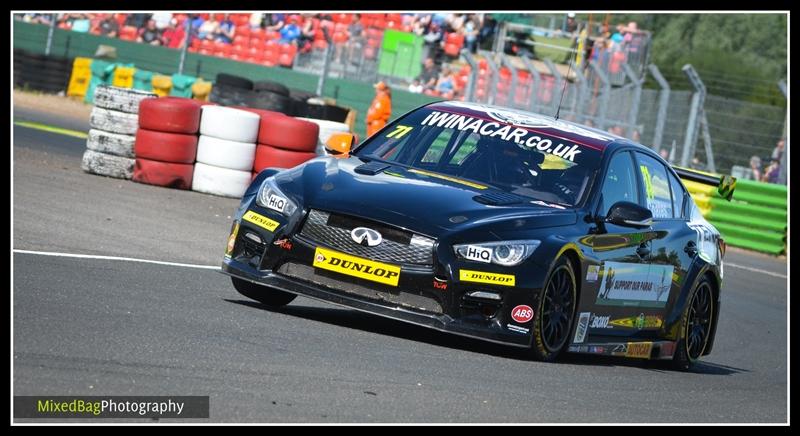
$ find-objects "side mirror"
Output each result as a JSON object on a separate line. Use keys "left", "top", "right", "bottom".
{"left": 325, "top": 132, "right": 355, "bottom": 155}
{"left": 605, "top": 201, "right": 653, "bottom": 228}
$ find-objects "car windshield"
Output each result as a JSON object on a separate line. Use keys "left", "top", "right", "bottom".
{"left": 354, "top": 106, "right": 605, "bottom": 206}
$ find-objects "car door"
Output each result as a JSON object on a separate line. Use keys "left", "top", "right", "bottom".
{"left": 573, "top": 150, "right": 655, "bottom": 343}
{"left": 635, "top": 152, "right": 698, "bottom": 320}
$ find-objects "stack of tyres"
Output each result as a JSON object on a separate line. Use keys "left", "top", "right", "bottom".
{"left": 247, "top": 80, "right": 291, "bottom": 114}
{"left": 82, "top": 85, "right": 157, "bottom": 179}
{"left": 193, "top": 106, "right": 260, "bottom": 198}
{"left": 133, "top": 97, "right": 205, "bottom": 190}
{"left": 13, "top": 49, "right": 72, "bottom": 93}
{"left": 254, "top": 114, "right": 319, "bottom": 173}
{"left": 209, "top": 73, "right": 253, "bottom": 107}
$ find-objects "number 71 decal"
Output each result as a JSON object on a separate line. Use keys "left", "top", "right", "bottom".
{"left": 386, "top": 125, "right": 413, "bottom": 139}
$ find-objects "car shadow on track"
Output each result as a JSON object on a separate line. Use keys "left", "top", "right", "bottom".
{"left": 224, "top": 298, "right": 749, "bottom": 375}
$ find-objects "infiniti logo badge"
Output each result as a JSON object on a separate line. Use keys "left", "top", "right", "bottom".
{"left": 351, "top": 227, "right": 383, "bottom": 247}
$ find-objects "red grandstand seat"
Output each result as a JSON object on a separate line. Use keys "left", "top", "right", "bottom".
{"left": 236, "top": 25, "right": 251, "bottom": 39}
{"left": 279, "top": 53, "right": 295, "bottom": 67}
{"left": 230, "top": 45, "right": 248, "bottom": 60}
{"left": 119, "top": 25, "right": 138, "bottom": 41}
{"left": 333, "top": 32, "right": 348, "bottom": 45}
{"left": 233, "top": 35, "right": 249, "bottom": 46}
{"left": 250, "top": 28, "right": 265, "bottom": 40}
{"left": 115, "top": 14, "right": 127, "bottom": 27}
{"left": 250, "top": 38, "right": 266, "bottom": 50}
{"left": 265, "top": 30, "right": 280, "bottom": 41}
{"left": 332, "top": 14, "right": 353, "bottom": 25}
{"left": 364, "top": 46, "right": 377, "bottom": 60}
{"left": 200, "top": 39, "right": 214, "bottom": 50}
{"left": 444, "top": 43, "right": 460, "bottom": 57}
{"left": 313, "top": 39, "right": 328, "bottom": 50}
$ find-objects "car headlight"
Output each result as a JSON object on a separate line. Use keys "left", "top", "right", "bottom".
{"left": 453, "top": 240, "right": 541, "bottom": 267}
{"left": 256, "top": 177, "right": 298, "bottom": 216}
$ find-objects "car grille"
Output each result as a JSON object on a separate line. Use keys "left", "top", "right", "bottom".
{"left": 277, "top": 262, "right": 443, "bottom": 314}
{"left": 299, "top": 209, "right": 435, "bottom": 266}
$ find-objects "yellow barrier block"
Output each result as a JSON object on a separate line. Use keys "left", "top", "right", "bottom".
{"left": 152, "top": 74, "right": 173, "bottom": 97}
{"left": 112, "top": 66, "right": 135, "bottom": 88}
{"left": 191, "top": 79, "right": 212, "bottom": 101}
{"left": 66, "top": 57, "right": 93, "bottom": 99}
{"left": 682, "top": 179, "right": 715, "bottom": 197}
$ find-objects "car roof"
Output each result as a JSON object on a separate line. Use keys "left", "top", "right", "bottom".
{"left": 426, "top": 101, "right": 652, "bottom": 154}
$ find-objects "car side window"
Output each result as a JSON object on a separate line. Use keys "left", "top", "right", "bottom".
{"left": 601, "top": 151, "right": 638, "bottom": 215}
{"left": 667, "top": 169, "right": 687, "bottom": 219}
{"left": 635, "top": 152, "right": 673, "bottom": 219}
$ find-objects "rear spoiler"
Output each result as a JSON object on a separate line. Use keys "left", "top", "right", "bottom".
{"left": 673, "top": 166, "right": 736, "bottom": 201}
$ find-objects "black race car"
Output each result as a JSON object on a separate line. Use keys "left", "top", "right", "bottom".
{"left": 221, "top": 101, "right": 735, "bottom": 370}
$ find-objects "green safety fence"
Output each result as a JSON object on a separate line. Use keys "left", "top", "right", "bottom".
{"left": 682, "top": 176, "right": 787, "bottom": 255}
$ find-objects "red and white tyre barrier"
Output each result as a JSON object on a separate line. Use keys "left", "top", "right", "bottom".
{"left": 134, "top": 129, "right": 198, "bottom": 164}
{"left": 81, "top": 149, "right": 135, "bottom": 179}
{"left": 192, "top": 162, "right": 252, "bottom": 198}
{"left": 199, "top": 106, "right": 260, "bottom": 143}
{"left": 132, "top": 158, "right": 194, "bottom": 190}
{"left": 138, "top": 97, "right": 204, "bottom": 134}
{"left": 196, "top": 135, "right": 256, "bottom": 172}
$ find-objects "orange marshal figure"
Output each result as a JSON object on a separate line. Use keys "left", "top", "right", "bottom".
{"left": 366, "top": 81, "right": 392, "bottom": 137}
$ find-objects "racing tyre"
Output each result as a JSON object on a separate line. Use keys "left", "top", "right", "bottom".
{"left": 243, "top": 91, "right": 291, "bottom": 114}
{"left": 254, "top": 145, "right": 317, "bottom": 172}
{"left": 138, "top": 97, "right": 203, "bottom": 134}
{"left": 216, "top": 73, "right": 254, "bottom": 90}
{"left": 93, "top": 85, "right": 157, "bottom": 114}
{"left": 192, "top": 162, "right": 252, "bottom": 198}
{"left": 196, "top": 135, "right": 257, "bottom": 171}
{"left": 258, "top": 115, "right": 319, "bottom": 152}
{"left": 199, "top": 106, "right": 260, "bottom": 143}
{"left": 253, "top": 80, "right": 290, "bottom": 96}
{"left": 89, "top": 107, "right": 139, "bottom": 135}
{"left": 671, "top": 275, "right": 715, "bottom": 371}
{"left": 86, "top": 129, "right": 136, "bottom": 158}
{"left": 132, "top": 158, "right": 194, "bottom": 190}
{"left": 231, "top": 277, "right": 296, "bottom": 307}
{"left": 134, "top": 129, "right": 198, "bottom": 163}
{"left": 81, "top": 149, "right": 135, "bottom": 179}
{"left": 528, "top": 256, "right": 578, "bottom": 362}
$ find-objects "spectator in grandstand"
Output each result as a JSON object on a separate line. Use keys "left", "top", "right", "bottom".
{"left": 762, "top": 158, "right": 781, "bottom": 183}
{"left": 436, "top": 67, "right": 456, "bottom": 100}
{"left": 418, "top": 57, "right": 439, "bottom": 93}
{"left": 198, "top": 14, "right": 220, "bottom": 41}
{"left": 125, "top": 13, "right": 150, "bottom": 29}
{"left": 412, "top": 14, "right": 431, "bottom": 36}
{"left": 279, "top": 15, "right": 302, "bottom": 45}
{"left": 464, "top": 16, "right": 479, "bottom": 53}
{"left": 422, "top": 22, "right": 444, "bottom": 61}
{"left": 162, "top": 18, "right": 186, "bottom": 49}
{"left": 408, "top": 79, "right": 424, "bottom": 94}
{"left": 97, "top": 14, "right": 120, "bottom": 38}
{"left": 189, "top": 14, "right": 205, "bottom": 38}
{"left": 137, "top": 19, "right": 163, "bottom": 45}
{"left": 70, "top": 14, "right": 91, "bottom": 33}
{"left": 249, "top": 13, "right": 264, "bottom": 30}
{"left": 478, "top": 14, "right": 497, "bottom": 50}
{"left": 151, "top": 12, "right": 172, "bottom": 31}
{"left": 215, "top": 14, "right": 236, "bottom": 44}
{"left": 771, "top": 138, "right": 785, "bottom": 162}
{"left": 748, "top": 155, "right": 763, "bottom": 181}
{"left": 349, "top": 14, "right": 365, "bottom": 39}
{"left": 20, "top": 13, "right": 52, "bottom": 25}
{"left": 659, "top": 148, "right": 670, "bottom": 161}
{"left": 342, "top": 14, "right": 366, "bottom": 62}
{"left": 265, "top": 13, "right": 285, "bottom": 32}
{"left": 298, "top": 14, "right": 316, "bottom": 54}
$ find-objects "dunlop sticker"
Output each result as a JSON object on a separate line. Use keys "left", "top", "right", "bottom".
{"left": 459, "top": 269, "right": 516, "bottom": 287}
{"left": 313, "top": 247, "right": 401, "bottom": 287}
{"left": 242, "top": 211, "right": 280, "bottom": 232}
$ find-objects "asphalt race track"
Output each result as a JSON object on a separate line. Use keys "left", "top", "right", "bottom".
{"left": 13, "top": 106, "right": 788, "bottom": 423}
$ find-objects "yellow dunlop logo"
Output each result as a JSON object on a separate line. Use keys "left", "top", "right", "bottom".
{"left": 459, "top": 269, "right": 516, "bottom": 287}
{"left": 242, "top": 211, "right": 280, "bottom": 232}
{"left": 312, "top": 247, "right": 401, "bottom": 287}
{"left": 625, "top": 342, "right": 653, "bottom": 359}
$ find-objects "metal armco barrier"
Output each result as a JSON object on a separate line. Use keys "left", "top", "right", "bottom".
{"left": 682, "top": 177, "right": 787, "bottom": 255}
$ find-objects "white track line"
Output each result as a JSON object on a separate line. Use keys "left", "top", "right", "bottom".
{"left": 13, "top": 249, "right": 220, "bottom": 270}
{"left": 12, "top": 249, "right": 787, "bottom": 279}
{"left": 726, "top": 262, "right": 787, "bottom": 279}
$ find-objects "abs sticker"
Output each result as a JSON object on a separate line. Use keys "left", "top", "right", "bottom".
{"left": 510, "top": 305, "right": 533, "bottom": 323}
{"left": 266, "top": 194, "right": 287, "bottom": 213}
{"left": 573, "top": 312, "right": 590, "bottom": 343}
